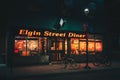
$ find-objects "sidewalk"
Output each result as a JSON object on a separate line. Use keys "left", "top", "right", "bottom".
{"left": 0, "top": 61, "right": 120, "bottom": 78}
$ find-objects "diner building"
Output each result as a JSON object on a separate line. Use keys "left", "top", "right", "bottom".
{"left": 6, "top": 25, "right": 103, "bottom": 65}
{"left": 0, "top": 0, "right": 105, "bottom": 66}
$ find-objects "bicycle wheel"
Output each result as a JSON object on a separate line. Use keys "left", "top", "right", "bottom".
{"left": 92, "top": 54, "right": 100, "bottom": 66}
{"left": 92, "top": 61, "right": 100, "bottom": 66}
{"left": 71, "top": 61, "right": 79, "bottom": 69}
{"left": 104, "top": 59, "right": 112, "bottom": 66}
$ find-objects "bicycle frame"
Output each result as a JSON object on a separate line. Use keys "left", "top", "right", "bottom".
{"left": 92, "top": 54, "right": 112, "bottom": 66}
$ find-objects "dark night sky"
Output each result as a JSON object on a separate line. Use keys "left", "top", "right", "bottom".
{"left": 0, "top": 0, "right": 119, "bottom": 52}
{"left": 0, "top": 0, "right": 120, "bottom": 34}
{"left": 105, "top": 0, "right": 120, "bottom": 33}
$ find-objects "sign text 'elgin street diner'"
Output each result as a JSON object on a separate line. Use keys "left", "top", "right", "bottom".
{"left": 19, "top": 29, "right": 85, "bottom": 38}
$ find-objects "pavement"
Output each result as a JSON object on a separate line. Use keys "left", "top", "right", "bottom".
{"left": 0, "top": 61, "right": 120, "bottom": 79}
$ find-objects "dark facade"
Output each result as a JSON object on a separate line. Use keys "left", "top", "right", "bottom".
{"left": 2, "top": 0, "right": 120, "bottom": 66}
{"left": 3, "top": 25, "right": 103, "bottom": 66}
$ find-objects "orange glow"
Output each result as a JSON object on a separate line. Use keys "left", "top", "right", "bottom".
{"left": 71, "top": 38, "right": 79, "bottom": 54}
{"left": 14, "top": 39, "right": 39, "bottom": 56}
{"left": 80, "top": 42, "right": 86, "bottom": 51}
{"left": 22, "top": 51, "right": 29, "bottom": 56}
{"left": 88, "top": 42, "right": 95, "bottom": 51}
{"left": 58, "top": 42, "right": 62, "bottom": 50}
{"left": 68, "top": 32, "right": 85, "bottom": 38}
{"left": 19, "top": 29, "right": 41, "bottom": 37}
{"left": 27, "top": 40, "right": 38, "bottom": 51}
{"left": 96, "top": 42, "right": 102, "bottom": 51}
{"left": 44, "top": 31, "right": 66, "bottom": 37}
{"left": 65, "top": 40, "right": 67, "bottom": 54}
{"left": 15, "top": 40, "right": 26, "bottom": 51}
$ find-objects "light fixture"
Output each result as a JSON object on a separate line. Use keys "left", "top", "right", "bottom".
{"left": 59, "top": 18, "right": 64, "bottom": 27}
{"left": 59, "top": 18, "right": 66, "bottom": 27}
{"left": 84, "top": 8, "right": 89, "bottom": 15}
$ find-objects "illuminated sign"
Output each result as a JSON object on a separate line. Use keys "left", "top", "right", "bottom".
{"left": 19, "top": 29, "right": 41, "bottom": 37}
{"left": 44, "top": 31, "right": 66, "bottom": 37}
{"left": 68, "top": 32, "right": 85, "bottom": 38}
{"left": 19, "top": 29, "right": 85, "bottom": 38}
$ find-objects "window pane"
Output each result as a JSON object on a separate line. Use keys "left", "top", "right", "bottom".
{"left": 71, "top": 38, "right": 79, "bottom": 55}
{"left": 95, "top": 42, "right": 102, "bottom": 52}
{"left": 14, "top": 40, "right": 27, "bottom": 56}
{"left": 27, "top": 40, "right": 38, "bottom": 56}
{"left": 80, "top": 42, "right": 86, "bottom": 52}
{"left": 88, "top": 42, "right": 95, "bottom": 51}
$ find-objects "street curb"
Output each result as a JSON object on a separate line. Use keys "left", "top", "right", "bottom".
{"left": 9, "top": 66, "right": 119, "bottom": 79}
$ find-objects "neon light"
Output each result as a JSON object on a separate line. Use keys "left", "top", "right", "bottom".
{"left": 19, "top": 29, "right": 41, "bottom": 37}
{"left": 44, "top": 31, "right": 66, "bottom": 37}
{"left": 68, "top": 32, "right": 85, "bottom": 38}
{"left": 18, "top": 29, "right": 89, "bottom": 38}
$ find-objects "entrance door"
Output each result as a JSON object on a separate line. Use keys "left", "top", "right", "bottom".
{"left": 49, "top": 38, "right": 65, "bottom": 61}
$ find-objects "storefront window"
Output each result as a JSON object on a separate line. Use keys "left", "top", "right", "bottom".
{"left": 80, "top": 42, "right": 86, "bottom": 54}
{"left": 88, "top": 42, "right": 95, "bottom": 51}
{"left": 71, "top": 38, "right": 79, "bottom": 55}
{"left": 95, "top": 42, "right": 102, "bottom": 51}
{"left": 14, "top": 40, "right": 27, "bottom": 56}
{"left": 70, "top": 38, "right": 102, "bottom": 55}
{"left": 14, "top": 37, "right": 47, "bottom": 56}
{"left": 79, "top": 40, "right": 102, "bottom": 54}
{"left": 27, "top": 40, "right": 38, "bottom": 56}
{"left": 50, "top": 38, "right": 64, "bottom": 51}
{"left": 14, "top": 32, "right": 103, "bottom": 57}
{"left": 50, "top": 38, "right": 55, "bottom": 50}
{"left": 58, "top": 41, "right": 63, "bottom": 50}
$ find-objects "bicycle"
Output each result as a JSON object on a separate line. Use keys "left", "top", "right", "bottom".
{"left": 62, "top": 56, "right": 79, "bottom": 69}
{"left": 92, "top": 53, "right": 112, "bottom": 67}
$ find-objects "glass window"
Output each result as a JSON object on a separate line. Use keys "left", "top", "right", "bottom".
{"left": 95, "top": 42, "right": 102, "bottom": 52}
{"left": 58, "top": 41, "right": 63, "bottom": 50}
{"left": 50, "top": 38, "right": 64, "bottom": 51}
{"left": 27, "top": 40, "right": 38, "bottom": 56}
{"left": 88, "top": 42, "right": 95, "bottom": 51}
{"left": 71, "top": 38, "right": 79, "bottom": 55}
{"left": 80, "top": 41, "right": 86, "bottom": 54}
{"left": 80, "top": 39, "right": 103, "bottom": 54}
{"left": 14, "top": 40, "right": 27, "bottom": 56}
{"left": 14, "top": 37, "right": 39, "bottom": 56}
{"left": 50, "top": 38, "right": 55, "bottom": 50}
